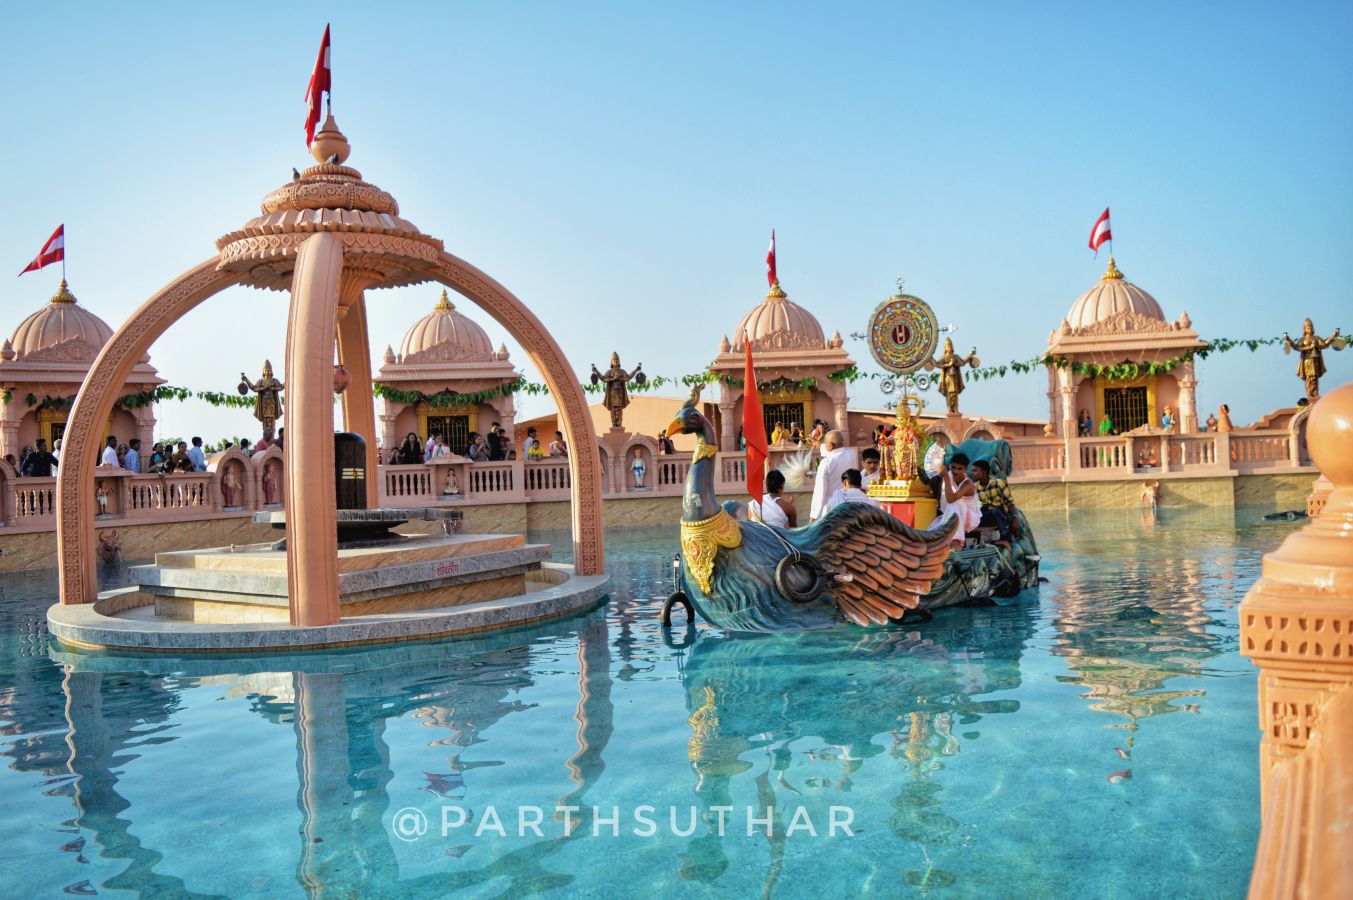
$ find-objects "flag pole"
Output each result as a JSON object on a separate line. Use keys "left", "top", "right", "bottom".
{"left": 62, "top": 226, "right": 66, "bottom": 282}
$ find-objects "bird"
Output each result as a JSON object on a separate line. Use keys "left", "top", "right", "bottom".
{"left": 291, "top": 167, "right": 301, "bottom": 182}
{"left": 326, "top": 153, "right": 340, "bottom": 164}
{"left": 665, "top": 387, "right": 957, "bottom": 632}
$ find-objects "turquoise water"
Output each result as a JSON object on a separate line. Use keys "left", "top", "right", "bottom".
{"left": 0, "top": 509, "right": 1291, "bottom": 897}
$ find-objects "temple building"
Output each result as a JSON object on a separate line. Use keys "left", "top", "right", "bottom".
{"left": 1046, "top": 258, "right": 1204, "bottom": 436}
{"left": 376, "top": 290, "right": 517, "bottom": 456}
{"left": 0, "top": 280, "right": 161, "bottom": 461}
{"left": 709, "top": 281, "right": 855, "bottom": 451}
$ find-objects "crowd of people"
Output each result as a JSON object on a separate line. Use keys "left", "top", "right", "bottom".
{"left": 6, "top": 427, "right": 287, "bottom": 478}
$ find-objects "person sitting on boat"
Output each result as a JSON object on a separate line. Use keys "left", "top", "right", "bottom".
{"left": 749, "top": 469, "right": 797, "bottom": 527}
{"left": 809, "top": 430, "right": 859, "bottom": 521}
{"left": 822, "top": 468, "right": 881, "bottom": 515}
{"left": 971, "top": 459, "right": 1019, "bottom": 545}
{"left": 929, "top": 452, "right": 981, "bottom": 550}
{"left": 860, "top": 447, "right": 881, "bottom": 487}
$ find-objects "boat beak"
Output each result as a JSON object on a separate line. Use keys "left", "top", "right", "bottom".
{"left": 666, "top": 416, "right": 686, "bottom": 437}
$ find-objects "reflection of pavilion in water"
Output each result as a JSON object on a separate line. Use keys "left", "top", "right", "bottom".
{"left": 1048, "top": 549, "right": 1225, "bottom": 753}
{"left": 29, "top": 608, "right": 615, "bottom": 897}
{"left": 680, "top": 605, "right": 1038, "bottom": 890}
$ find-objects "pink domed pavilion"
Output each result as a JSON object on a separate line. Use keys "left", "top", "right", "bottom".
{"left": 0, "top": 280, "right": 162, "bottom": 461}
{"left": 376, "top": 289, "right": 517, "bottom": 455}
{"left": 708, "top": 280, "right": 854, "bottom": 451}
{"left": 1046, "top": 257, "right": 1204, "bottom": 436}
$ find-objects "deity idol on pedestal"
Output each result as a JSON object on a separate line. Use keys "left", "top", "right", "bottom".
{"left": 925, "top": 338, "right": 980, "bottom": 415}
{"left": 1284, "top": 318, "right": 1345, "bottom": 400}
{"left": 240, "top": 360, "right": 285, "bottom": 432}
{"left": 591, "top": 352, "right": 644, "bottom": 429}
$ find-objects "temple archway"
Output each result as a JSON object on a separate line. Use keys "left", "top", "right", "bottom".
{"left": 56, "top": 122, "right": 605, "bottom": 617}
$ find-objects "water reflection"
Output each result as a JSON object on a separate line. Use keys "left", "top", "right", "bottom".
{"left": 679, "top": 604, "right": 1038, "bottom": 890}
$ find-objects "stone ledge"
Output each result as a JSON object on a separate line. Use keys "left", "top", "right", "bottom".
{"left": 47, "top": 563, "right": 609, "bottom": 653}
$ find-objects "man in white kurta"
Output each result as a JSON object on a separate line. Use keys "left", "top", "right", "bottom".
{"left": 810, "top": 431, "right": 859, "bottom": 521}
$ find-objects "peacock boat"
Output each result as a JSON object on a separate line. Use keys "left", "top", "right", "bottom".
{"left": 664, "top": 390, "right": 1040, "bottom": 633}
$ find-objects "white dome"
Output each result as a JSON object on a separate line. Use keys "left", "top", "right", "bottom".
{"left": 398, "top": 290, "right": 494, "bottom": 362}
{"left": 1064, "top": 258, "right": 1165, "bottom": 330}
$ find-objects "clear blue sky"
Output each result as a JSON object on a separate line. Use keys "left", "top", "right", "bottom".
{"left": 2, "top": 2, "right": 1349, "bottom": 442}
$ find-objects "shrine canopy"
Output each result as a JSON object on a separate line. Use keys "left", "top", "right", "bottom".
{"left": 0, "top": 281, "right": 163, "bottom": 460}
{"left": 708, "top": 280, "right": 854, "bottom": 452}
{"left": 376, "top": 290, "right": 518, "bottom": 457}
{"left": 1046, "top": 257, "right": 1205, "bottom": 436}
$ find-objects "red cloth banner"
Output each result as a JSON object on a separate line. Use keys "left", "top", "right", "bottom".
{"left": 1088, "top": 207, "right": 1112, "bottom": 255}
{"left": 304, "top": 25, "right": 332, "bottom": 145}
{"left": 743, "top": 334, "right": 768, "bottom": 505}
{"left": 18, "top": 224, "right": 64, "bottom": 276}
{"left": 766, "top": 229, "right": 778, "bottom": 288}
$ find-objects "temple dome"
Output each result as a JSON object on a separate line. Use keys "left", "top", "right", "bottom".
{"left": 7, "top": 281, "right": 114, "bottom": 361}
{"left": 397, "top": 290, "right": 495, "bottom": 362}
{"left": 732, "top": 285, "right": 826, "bottom": 350}
{"left": 1064, "top": 258, "right": 1165, "bottom": 330}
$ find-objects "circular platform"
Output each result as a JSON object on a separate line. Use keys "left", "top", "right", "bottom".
{"left": 47, "top": 562, "right": 609, "bottom": 653}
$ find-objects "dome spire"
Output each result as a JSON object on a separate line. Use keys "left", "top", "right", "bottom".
{"left": 766, "top": 281, "right": 787, "bottom": 299}
{"left": 1102, "top": 257, "right": 1124, "bottom": 281}
{"left": 434, "top": 289, "right": 454, "bottom": 311}
{"left": 50, "top": 279, "right": 77, "bottom": 305}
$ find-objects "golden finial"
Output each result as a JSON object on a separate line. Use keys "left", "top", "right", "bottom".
{"left": 50, "top": 279, "right": 77, "bottom": 304}
{"left": 1102, "top": 257, "right": 1124, "bottom": 281}
{"left": 434, "top": 289, "right": 454, "bottom": 311}
{"left": 766, "top": 281, "right": 787, "bottom": 299}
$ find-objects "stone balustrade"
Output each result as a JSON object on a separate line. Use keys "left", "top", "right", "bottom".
{"left": 0, "top": 419, "right": 1317, "bottom": 533}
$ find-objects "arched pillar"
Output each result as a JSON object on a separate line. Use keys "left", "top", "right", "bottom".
{"left": 718, "top": 400, "right": 737, "bottom": 452}
{"left": 336, "top": 279, "right": 381, "bottom": 508}
{"left": 284, "top": 234, "right": 343, "bottom": 626}
{"left": 56, "top": 259, "right": 240, "bottom": 604}
{"left": 1177, "top": 363, "right": 1198, "bottom": 434}
{"left": 424, "top": 251, "right": 605, "bottom": 576}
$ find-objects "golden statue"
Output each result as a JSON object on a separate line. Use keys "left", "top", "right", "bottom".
{"left": 925, "top": 338, "right": 980, "bottom": 414}
{"left": 590, "top": 352, "right": 643, "bottom": 429}
{"left": 240, "top": 360, "right": 285, "bottom": 431}
{"left": 1284, "top": 319, "right": 1344, "bottom": 400}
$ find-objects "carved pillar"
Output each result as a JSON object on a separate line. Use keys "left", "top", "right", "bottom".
{"left": 336, "top": 282, "right": 380, "bottom": 508}
{"left": 718, "top": 400, "right": 737, "bottom": 452}
{"left": 284, "top": 234, "right": 343, "bottom": 627}
{"left": 1046, "top": 364, "right": 1059, "bottom": 437}
{"left": 134, "top": 406, "right": 156, "bottom": 455}
{"left": 1, "top": 392, "right": 20, "bottom": 461}
{"left": 1178, "top": 364, "right": 1198, "bottom": 434}
{"left": 1240, "top": 378, "right": 1353, "bottom": 898}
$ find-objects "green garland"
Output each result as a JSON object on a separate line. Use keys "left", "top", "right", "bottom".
{"left": 966, "top": 334, "right": 1309, "bottom": 383}
{"left": 372, "top": 378, "right": 525, "bottom": 408}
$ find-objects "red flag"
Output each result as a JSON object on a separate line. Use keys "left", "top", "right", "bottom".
{"left": 18, "top": 225, "right": 64, "bottom": 276}
{"left": 742, "top": 333, "right": 769, "bottom": 506}
{"left": 765, "top": 229, "right": 778, "bottom": 288}
{"left": 1088, "top": 207, "right": 1112, "bottom": 256}
{"left": 304, "top": 25, "right": 332, "bottom": 146}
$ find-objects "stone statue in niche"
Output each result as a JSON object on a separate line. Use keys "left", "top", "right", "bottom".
{"left": 631, "top": 449, "right": 647, "bottom": 488}
{"left": 442, "top": 467, "right": 460, "bottom": 495}
{"left": 222, "top": 467, "right": 242, "bottom": 507}
{"left": 262, "top": 463, "right": 280, "bottom": 505}
{"left": 240, "top": 360, "right": 285, "bottom": 431}
{"left": 96, "top": 484, "right": 109, "bottom": 516}
{"left": 591, "top": 352, "right": 644, "bottom": 429}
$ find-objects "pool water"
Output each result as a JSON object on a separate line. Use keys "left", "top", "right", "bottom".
{"left": 0, "top": 509, "right": 1290, "bottom": 897}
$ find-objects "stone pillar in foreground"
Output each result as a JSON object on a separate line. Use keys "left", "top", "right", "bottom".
{"left": 1240, "top": 378, "right": 1353, "bottom": 898}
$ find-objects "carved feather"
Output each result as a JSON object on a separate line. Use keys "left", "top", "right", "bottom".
{"left": 813, "top": 504, "right": 958, "bottom": 625}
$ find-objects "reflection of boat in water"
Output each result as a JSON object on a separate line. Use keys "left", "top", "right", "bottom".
{"left": 677, "top": 605, "right": 1039, "bottom": 887}
{"left": 665, "top": 390, "right": 1040, "bottom": 632}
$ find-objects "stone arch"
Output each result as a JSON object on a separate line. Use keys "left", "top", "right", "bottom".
{"left": 1290, "top": 405, "right": 1311, "bottom": 466}
{"left": 963, "top": 419, "right": 1001, "bottom": 442}
{"left": 57, "top": 259, "right": 240, "bottom": 604}
{"left": 420, "top": 251, "right": 604, "bottom": 575}
{"left": 0, "top": 456, "right": 15, "bottom": 479}
{"left": 924, "top": 422, "right": 955, "bottom": 446}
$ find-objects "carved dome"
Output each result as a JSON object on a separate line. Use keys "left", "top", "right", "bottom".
{"left": 397, "top": 290, "right": 495, "bottom": 362}
{"left": 732, "top": 285, "right": 826, "bottom": 351}
{"left": 7, "top": 281, "right": 114, "bottom": 362}
{"left": 1065, "top": 258, "right": 1165, "bottom": 331}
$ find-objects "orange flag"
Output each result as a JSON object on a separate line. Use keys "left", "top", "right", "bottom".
{"left": 742, "top": 333, "right": 768, "bottom": 505}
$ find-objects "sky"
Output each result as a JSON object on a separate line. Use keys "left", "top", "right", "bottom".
{"left": 1, "top": 1, "right": 1350, "bottom": 443}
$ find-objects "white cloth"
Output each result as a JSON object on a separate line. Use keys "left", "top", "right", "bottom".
{"left": 862, "top": 469, "right": 880, "bottom": 488}
{"left": 810, "top": 446, "right": 859, "bottom": 520}
{"left": 750, "top": 495, "right": 790, "bottom": 527}
{"left": 427, "top": 443, "right": 449, "bottom": 460}
{"left": 124, "top": 448, "right": 140, "bottom": 474}
{"left": 823, "top": 486, "right": 881, "bottom": 515}
{"left": 932, "top": 471, "right": 981, "bottom": 543}
{"left": 187, "top": 445, "right": 206, "bottom": 471}
{"left": 100, "top": 445, "right": 120, "bottom": 468}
